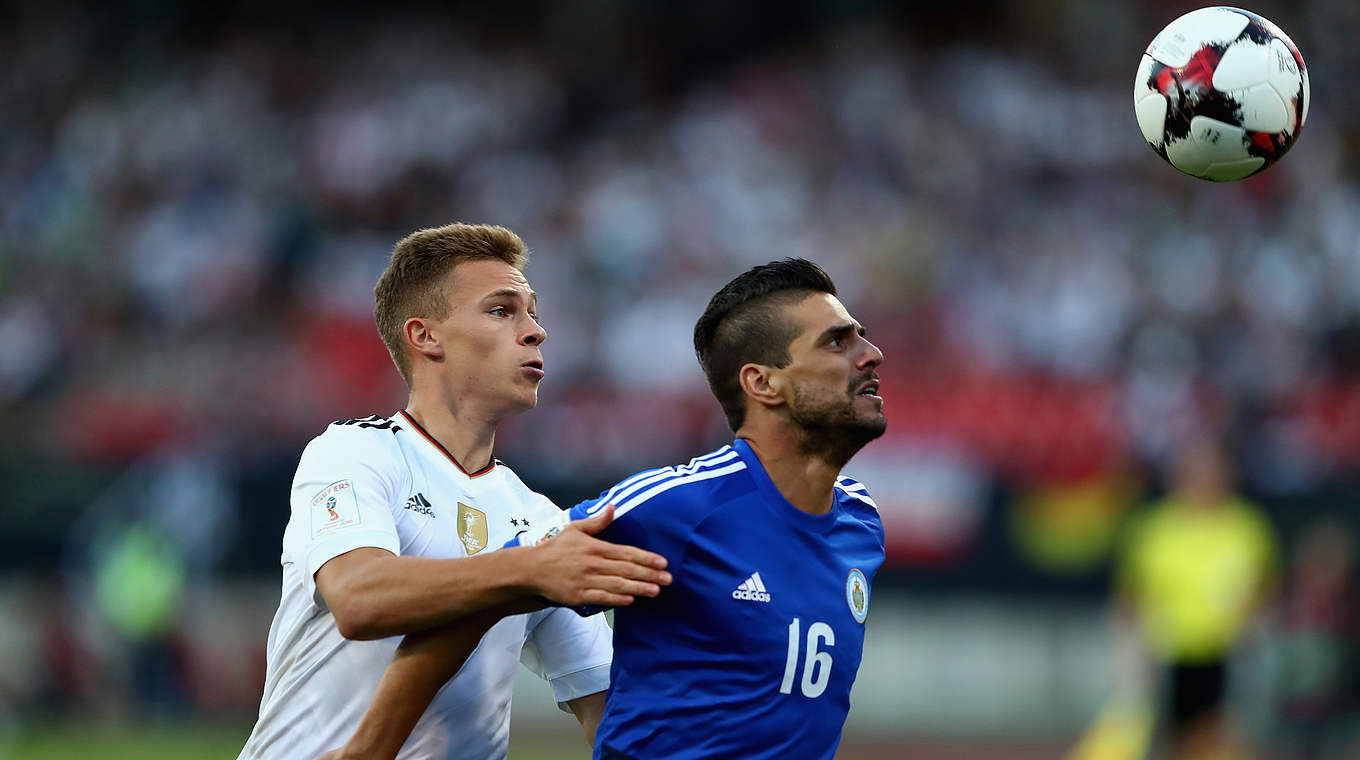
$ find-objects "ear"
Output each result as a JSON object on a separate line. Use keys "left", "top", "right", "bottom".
{"left": 404, "top": 317, "right": 444, "bottom": 362}
{"left": 737, "top": 363, "right": 786, "bottom": 410}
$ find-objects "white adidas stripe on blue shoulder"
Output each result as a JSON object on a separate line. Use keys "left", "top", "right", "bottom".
{"left": 683, "top": 447, "right": 736, "bottom": 470}
{"left": 599, "top": 447, "right": 738, "bottom": 509}
{"left": 835, "top": 477, "right": 877, "bottom": 509}
{"left": 606, "top": 448, "right": 741, "bottom": 512}
{"left": 596, "top": 447, "right": 736, "bottom": 506}
{"left": 612, "top": 459, "right": 748, "bottom": 519}
{"left": 596, "top": 466, "right": 669, "bottom": 506}
{"left": 836, "top": 476, "right": 868, "bottom": 492}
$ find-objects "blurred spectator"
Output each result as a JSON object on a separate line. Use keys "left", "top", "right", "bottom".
{"left": 1273, "top": 518, "right": 1359, "bottom": 760}
{"left": 92, "top": 520, "right": 188, "bottom": 714}
{"left": 1115, "top": 438, "right": 1280, "bottom": 760}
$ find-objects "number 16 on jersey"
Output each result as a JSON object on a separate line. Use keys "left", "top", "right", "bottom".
{"left": 780, "top": 618, "right": 834, "bottom": 698}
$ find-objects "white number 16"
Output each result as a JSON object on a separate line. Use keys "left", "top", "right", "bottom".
{"left": 779, "top": 617, "right": 834, "bottom": 697}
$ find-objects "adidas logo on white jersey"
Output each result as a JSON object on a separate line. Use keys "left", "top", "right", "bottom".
{"left": 731, "top": 572, "right": 771, "bottom": 603}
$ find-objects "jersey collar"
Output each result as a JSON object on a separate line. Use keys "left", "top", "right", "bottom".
{"left": 731, "top": 438, "right": 840, "bottom": 531}
{"left": 397, "top": 410, "right": 498, "bottom": 478}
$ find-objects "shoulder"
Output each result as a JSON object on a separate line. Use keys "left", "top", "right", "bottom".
{"left": 485, "top": 460, "right": 554, "bottom": 506}
{"left": 488, "top": 462, "right": 561, "bottom": 512}
{"left": 835, "top": 474, "right": 877, "bottom": 510}
{"left": 491, "top": 459, "right": 528, "bottom": 489}
{"left": 1226, "top": 498, "right": 1277, "bottom": 544}
{"left": 328, "top": 413, "right": 407, "bottom": 436}
{"left": 1226, "top": 497, "right": 1270, "bottom": 525}
{"left": 1121, "top": 501, "right": 1174, "bottom": 554}
{"left": 298, "top": 414, "right": 406, "bottom": 467}
{"left": 835, "top": 474, "right": 883, "bottom": 534}
{"left": 590, "top": 445, "right": 751, "bottom": 524}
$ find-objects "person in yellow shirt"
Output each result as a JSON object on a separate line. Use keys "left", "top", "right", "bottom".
{"left": 1117, "top": 437, "right": 1278, "bottom": 760}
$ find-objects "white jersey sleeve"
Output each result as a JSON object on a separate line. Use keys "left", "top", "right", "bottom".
{"left": 514, "top": 489, "right": 612, "bottom": 710}
{"left": 283, "top": 423, "right": 409, "bottom": 608}
{"left": 521, "top": 606, "right": 613, "bottom": 711}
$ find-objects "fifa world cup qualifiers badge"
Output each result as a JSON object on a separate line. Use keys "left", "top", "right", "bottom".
{"left": 310, "top": 480, "right": 361, "bottom": 538}
{"left": 845, "top": 569, "right": 869, "bottom": 624}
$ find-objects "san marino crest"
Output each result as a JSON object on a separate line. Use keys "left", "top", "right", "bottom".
{"left": 845, "top": 568, "right": 869, "bottom": 624}
{"left": 457, "top": 502, "right": 488, "bottom": 555}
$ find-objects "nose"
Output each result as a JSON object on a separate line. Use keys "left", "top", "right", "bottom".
{"left": 858, "top": 337, "right": 883, "bottom": 369}
{"left": 522, "top": 315, "right": 547, "bottom": 347}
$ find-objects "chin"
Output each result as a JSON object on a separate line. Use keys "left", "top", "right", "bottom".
{"left": 861, "top": 416, "right": 887, "bottom": 441}
{"left": 857, "top": 404, "right": 886, "bottom": 432}
{"left": 496, "top": 393, "right": 539, "bottom": 418}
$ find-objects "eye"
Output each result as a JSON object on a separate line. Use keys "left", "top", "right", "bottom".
{"left": 490, "top": 306, "right": 509, "bottom": 317}
{"left": 827, "top": 336, "right": 843, "bottom": 348}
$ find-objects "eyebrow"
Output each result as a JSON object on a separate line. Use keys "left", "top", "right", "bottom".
{"left": 816, "top": 322, "right": 865, "bottom": 344}
{"left": 482, "top": 288, "right": 538, "bottom": 308}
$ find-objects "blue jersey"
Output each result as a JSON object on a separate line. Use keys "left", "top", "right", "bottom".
{"left": 515, "top": 439, "right": 885, "bottom": 759}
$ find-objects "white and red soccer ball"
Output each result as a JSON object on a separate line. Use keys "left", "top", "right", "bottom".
{"left": 1134, "top": 6, "right": 1309, "bottom": 181}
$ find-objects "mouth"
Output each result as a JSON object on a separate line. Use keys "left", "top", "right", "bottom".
{"left": 522, "top": 359, "right": 545, "bottom": 379}
{"left": 854, "top": 378, "right": 881, "bottom": 400}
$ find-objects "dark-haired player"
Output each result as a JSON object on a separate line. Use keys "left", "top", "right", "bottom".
{"left": 327, "top": 258, "right": 886, "bottom": 760}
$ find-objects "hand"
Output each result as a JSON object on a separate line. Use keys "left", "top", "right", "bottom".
{"left": 528, "top": 504, "right": 672, "bottom": 607}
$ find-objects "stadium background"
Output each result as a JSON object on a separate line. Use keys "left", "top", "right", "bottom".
{"left": 2, "top": 0, "right": 1358, "bottom": 757}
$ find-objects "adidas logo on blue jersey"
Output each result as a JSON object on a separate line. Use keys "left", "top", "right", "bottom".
{"left": 731, "top": 572, "right": 771, "bottom": 603}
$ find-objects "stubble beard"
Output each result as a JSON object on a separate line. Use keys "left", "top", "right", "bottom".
{"left": 788, "top": 382, "right": 886, "bottom": 470}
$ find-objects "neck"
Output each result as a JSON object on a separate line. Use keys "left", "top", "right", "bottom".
{"left": 405, "top": 388, "right": 500, "bottom": 473}
{"left": 737, "top": 424, "right": 842, "bottom": 515}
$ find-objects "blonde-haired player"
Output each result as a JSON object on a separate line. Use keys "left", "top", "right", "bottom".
{"left": 239, "top": 223, "right": 670, "bottom": 760}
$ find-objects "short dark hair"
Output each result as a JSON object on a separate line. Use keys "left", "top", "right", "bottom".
{"left": 693, "top": 259, "right": 838, "bottom": 431}
{"left": 374, "top": 223, "right": 529, "bottom": 386}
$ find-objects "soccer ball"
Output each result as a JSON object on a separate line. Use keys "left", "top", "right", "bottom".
{"left": 1134, "top": 6, "right": 1309, "bottom": 182}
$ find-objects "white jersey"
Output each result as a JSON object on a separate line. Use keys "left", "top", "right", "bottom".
{"left": 240, "top": 411, "right": 612, "bottom": 760}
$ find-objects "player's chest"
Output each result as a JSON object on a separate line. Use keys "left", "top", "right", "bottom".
{"left": 680, "top": 516, "right": 880, "bottom": 654}
{"left": 393, "top": 470, "right": 543, "bottom": 559}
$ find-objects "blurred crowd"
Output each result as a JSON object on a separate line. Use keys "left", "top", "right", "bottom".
{"left": 4, "top": 1, "right": 1357, "bottom": 567}
{"left": 1, "top": 0, "right": 1359, "bottom": 749}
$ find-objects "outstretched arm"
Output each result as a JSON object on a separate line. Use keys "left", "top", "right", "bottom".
{"left": 316, "top": 504, "right": 669, "bottom": 640}
{"left": 316, "top": 606, "right": 521, "bottom": 760}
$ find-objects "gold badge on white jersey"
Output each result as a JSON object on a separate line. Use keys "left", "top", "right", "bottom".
{"left": 457, "top": 502, "right": 488, "bottom": 555}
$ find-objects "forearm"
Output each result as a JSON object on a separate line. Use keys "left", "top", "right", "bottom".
{"left": 568, "top": 691, "right": 607, "bottom": 747}
{"left": 338, "top": 613, "right": 505, "bottom": 760}
{"left": 319, "top": 503, "right": 671, "bottom": 640}
{"left": 323, "top": 547, "right": 540, "bottom": 640}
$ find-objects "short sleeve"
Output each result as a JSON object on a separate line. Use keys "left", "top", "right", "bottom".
{"left": 520, "top": 607, "right": 613, "bottom": 711}
{"left": 283, "top": 427, "right": 406, "bottom": 609}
